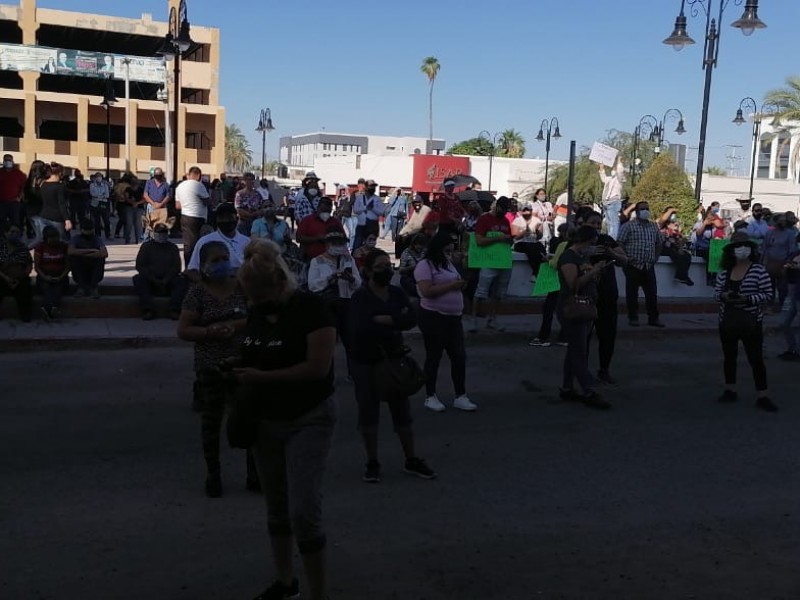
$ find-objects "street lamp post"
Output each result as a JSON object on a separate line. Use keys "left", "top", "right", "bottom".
{"left": 157, "top": 0, "right": 193, "bottom": 184}
{"left": 477, "top": 130, "right": 503, "bottom": 192}
{"left": 256, "top": 108, "right": 275, "bottom": 179}
{"left": 663, "top": 0, "right": 766, "bottom": 201}
{"left": 631, "top": 115, "right": 658, "bottom": 186}
{"left": 733, "top": 97, "right": 777, "bottom": 201}
{"left": 99, "top": 77, "right": 118, "bottom": 181}
{"left": 653, "top": 108, "right": 687, "bottom": 153}
{"left": 536, "top": 117, "right": 561, "bottom": 195}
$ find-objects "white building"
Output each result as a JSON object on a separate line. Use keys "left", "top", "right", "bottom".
{"left": 751, "top": 119, "right": 800, "bottom": 183}
{"left": 700, "top": 174, "right": 800, "bottom": 218}
{"left": 279, "top": 131, "right": 446, "bottom": 168}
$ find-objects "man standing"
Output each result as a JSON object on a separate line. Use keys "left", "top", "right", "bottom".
{"left": 598, "top": 158, "right": 625, "bottom": 239}
{"left": 746, "top": 202, "right": 770, "bottom": 245}
{"left": 133, "top": 223, "right": 184, "bottom": 320}
{"left": 352, "top": 178, "right": 383, "bottom": 250}
{"left": 296, "top": 197, "right": 344, "bottom": 260}
{"left": 618, "top": 201, "right": 664, "bottom": 328}
{"left": 336, "top": 184, "right": 357, "bottom": 250}
{"left": 434, "top": 179, "right": 465, "bottom": 239}
{"left": 293, "top": 171, "right": 322, "bottom": 224}
{"left": 0, "top": 154, "right": 27, "bottom": 228}
{"left": 143, "top": 168, "right": 171, "bottom": 240}
{"left": 256, "top": 178, "right": 273, "bottom": 203}
{"left": 234, "top": 172, "right": 268, "bottom": 236}
{"left": 66, "top": 169, "right": 90, "bottom": 225}
{"left": 382, "top": 188, "right": 407, "bottom": 241}
{"left": 186, "top": 203, "right": 250, "bottom": 279}
{"left": 175, "top": 166, "right": 210, "bottom": 267}
{"left": 89, "top": 173, "right": 112, "bottom": 240}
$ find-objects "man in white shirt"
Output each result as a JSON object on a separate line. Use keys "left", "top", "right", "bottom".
{"left": 186, "top": 203, "right": 250, "bottom": 281}
{"left": 256, "top": 178, "right": 273, "bottom": 203}
{"left": 598, "top": 157, "right": 625, "bottom": 240}
{"left": 352, "top": 178, "right": 383, "bottom": 250}
{"left": 175, "top": 166, "right": 210, "bottom": 267}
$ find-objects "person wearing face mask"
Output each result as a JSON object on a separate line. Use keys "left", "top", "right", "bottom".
{"left": 89, "top": 173, "right": 112, "bottom": 240}
{"left": 381, "top": 188, "right": 407, "bottom": 242}
{"left": 177, "top": 241, "right": 254, "bottom": 498}
{"left": 0, "top": 222, "right": 33, "bottom": 321}
{"left": 398, "top": 234, "right": 428, "bottom": 298}
{"left": 233, "top": 239, "right": 337, "bottom": 600}
{"left": 349, "top": 248, "right": 437, "bottom": 483}
{"left": 133, "top": 223, "right": 185, "bottom": 320}
{"left": 234, "top": 172, "right": 270, "bottom": 236}
{"left": 296, "top": 197, "right": 344, "bottom": 261}
{"left": 251, "top": 206, "right": 292, "bottom": 253}
{"left": 293, "top": 171, "right": 323, "bottom": 224}
{"left": 175, "top": 166, "right": 211, "bottom": 268}
{"left": 67, "top": 218, "right": 108, "bottom": 299}
{"left": 187, "top": 203, "right": 251, "bottom": 282}
{"left": 335, "top": 184, "right": 357, "bottom": 250}
{"left": 657, "top": 207, "right": 694, "bottom": 286}
{"left": 0, "top": 153, "right": 28, "bottom": 229}
{"left": 33, "top": 225, "right": 70, "bottom": 321}
{"left": 713, "top": 232, "right": 776, "bottom": 412}
{"left": 617, "top": 201, "right": 665, "bottom": 327}
{"left": 511, "top": 203, "right": 545, "bottom": 276}
{"left": 352, "top": 178, "right": 384, "bottom": 251}
{"left": 762, "top": 212, "right": 799, "bottom": 313}
{"left": 598, "top": 158, "right": 625, "bottom": 240}
{"left": 143, "top": 168, "right": 172, "bottom": 240}
{"left": 398, "top": 196, "right": 432, "bottom": 244}
{"left": 351, "top": 232, "right": 377, "bottom": 273}
{"left": 745, "top": 202, "right": 769, "bottom": 244}
{"left": 433, "top": 179, "right": 465, "bottom": 241}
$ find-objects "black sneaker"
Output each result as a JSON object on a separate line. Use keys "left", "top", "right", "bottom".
{"left": 559, "top": 387, "right": 581, "bottom": 402}
{"left": 580, "top": 391, "right": 611, "bottom": 410}
{"left": 597, "top": 370, "right": 618, "bottom": 385}
{"left": 404, "top": 457, "right": 437, "bottom": 480}
{"left": 778, "top": 351, "right": 800, "bottom": 362}
{"left": 40, "top": 306, "right": 52, "bottom": 322}
{"left": 205, "top": 472, "right": 222, "bottom": 498}
{"left": 142, "top": 309, "right": 156, "bottom": 321}
{"left": 253, "top": 578, "right": 300, "bottom": 600}
{"left": 363, "top": 460, "right": 381, "bottom": 483}
{"left": 629, "top": 318, "right": 640, "bottom": 327}
{"left": 718, "top": 390, "right": 738, "bottom": 403}
{"left": 245, "top": 477, "right": 261, "bottom": 493}
{"left": 648, "top": 320, "right": 666, "bottom": 328}
{"left": 756, "top": 397, "right": 779, "bottom": 413}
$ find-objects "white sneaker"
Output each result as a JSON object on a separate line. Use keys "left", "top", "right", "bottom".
{"left": 424, "top": 395, "right": 446, "bottom": 412}
{"left": 453, "top": 395, "right": 478, "bottom": 411}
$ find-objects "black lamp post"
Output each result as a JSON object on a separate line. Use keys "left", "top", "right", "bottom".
{"left": 535, "top": 117, "right": 561, "bottom": 195}
{"left": 733, "top": 96, "right": 777, "bottom": 202}
{"left": 652, "top": 108, "right": 687, "bottom": 154}
{"left": 256, "top": 108, "right": 275, "bottom": 179}
{"left": 631, "top": 115, "right": 658, "bottom": 186}
{"left": 477, "top": 130, "right": 503, "bottom": 192}
{"left": 663, "top": 0, "right": 766, "bottom": 201}
{"left": 99, "top": 77, "right": 118, "bottom": 181}
{"left": 157, "top": 0, "right": 193, "bottom": 184}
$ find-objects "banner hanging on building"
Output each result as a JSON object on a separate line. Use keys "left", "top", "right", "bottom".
{"left": 0, "top": 43, "right": 165, "bottom": 84}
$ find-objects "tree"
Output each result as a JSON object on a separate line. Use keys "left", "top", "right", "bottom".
{"left": 448, "top": 137, "right": 496, "bottom": 156}
{"left": 225, "top": 124, "right": 252, "bottom": 173}
{"left": 420, "top": 56, "right": 440, "bottom": 146}
{"left": 544, "top": 154, "right": 602, "bottom": 204}
{"left": 498, "top": 129, "right": 526, "bottom": 158}
{"left": 703, "top": 166, "right": 727, "bottom": 176}
{"left": 763, "top": 75, "right": 800, "bottom": 180}
{"left": 630, "top": 153, "right": 697, "bottom": 226}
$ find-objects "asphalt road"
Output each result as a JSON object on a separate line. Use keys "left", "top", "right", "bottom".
{"left": 2, "top": 334, "right": 799, "bottom": 600}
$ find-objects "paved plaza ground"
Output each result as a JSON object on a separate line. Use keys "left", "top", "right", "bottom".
{"left": 2, "top": 333, "right": 799, "bottom": 599}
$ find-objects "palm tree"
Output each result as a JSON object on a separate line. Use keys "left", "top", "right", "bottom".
{"left": 420, "top": 56, "right": 440, "bottom": 147}
{"left": 225, "top": 123, "right": 253, "bottom": 173}
{"left": 498, "top": 129, "right": 526, "bottom": 158}
{"left": 763, "top": 76, "right": 800, "bottom": 180}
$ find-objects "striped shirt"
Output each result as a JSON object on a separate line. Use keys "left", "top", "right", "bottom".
{"left": 713, "top": 263, "right": 773, "bottom": 322}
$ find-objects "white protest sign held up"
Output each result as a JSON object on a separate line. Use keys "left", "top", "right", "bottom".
{"left": 589, "top": 142, "right": 619, "bottom": 167}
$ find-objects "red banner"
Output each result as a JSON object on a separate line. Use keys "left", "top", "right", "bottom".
{"left": 412, "top": 155, "right": 470, "bottom": 192}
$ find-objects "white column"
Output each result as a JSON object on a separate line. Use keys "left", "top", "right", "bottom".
{"left": 123, "top": 58, "right": 131, "bottom": 173}
{"left": 769, "top": 136, "right": 779, "bottom": 179}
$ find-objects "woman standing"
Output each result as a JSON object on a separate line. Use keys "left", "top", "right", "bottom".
{"left": 398, "top": 234, "right": 427, "bottom": 298}
{"left": 308, "top": 230, "right": 361, "bottom": 381}
{"left": 24, "top": 160, "right": 47, "bottom": 240}
{"left": 762, "top": 212, "right": 798, "bottom": 312}
{"left": 233, "top": 239, "right": 337, "bottom": 600}
{"left": 349, "top": 248, "right": 436, "bottom": 483}
{"left": 251, "top": 206, "right": 292, "bottom": 253}
{"left": 32, "top": 162, "right": 71, "bottom": 244}
{"left": 415, "top": 232, "right": 475, "bottom": 413}
{"left": 557, "top": 225, "right": 609, "bottom": 409}
{"left": 714, "top": 232, "right": 777, "bottom": 411}
{"left": 176, "top": 241, "right": 255, "bottom": 497}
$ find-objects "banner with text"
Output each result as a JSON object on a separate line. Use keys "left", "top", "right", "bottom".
{"left": 467, "top": 232, "right": 513, "bottom": 270}
{"left": 0, "top": 43, "right": 165, "bottom": 84}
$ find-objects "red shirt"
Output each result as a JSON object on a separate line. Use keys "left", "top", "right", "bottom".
{"left": 34, "top": 240, "right": 69, "bottom": 276}
{"left": 0, "top": 168, "right": 27, "bottom": 203}
{"left": 434, "top": 193, "right": 465, "bottom": 225}
{"left": 296, "top": 214, "right": 344, "bottom": 259}
{"left": 475, "top": 213, "right": 511, "bottom": 237}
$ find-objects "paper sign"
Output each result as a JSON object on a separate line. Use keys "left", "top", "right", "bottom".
{"left": 707, "top": 238, "right": 729, "bottom": 273}
{"left": 531, "top": 263, "right": 561, "bottom": 296}
{"left": 589, "top": 142, "right": 619, "bottom": 167}
{"left": 467, "top": 232, "right": 512, "bottom": 269}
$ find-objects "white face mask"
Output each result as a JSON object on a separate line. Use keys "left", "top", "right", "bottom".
{"left": 319, "top": 212, "right": 331, "bottom": 222}
{"left": 3, "top": 161, "right": 12, "bottom": 169}
{"left": 307, "top": 188, "right": 319, "bottom": 197}
{"left": 328, "top": 245, "right": 348, "bottom": 256}
{"left": 638, "top": 210, "right": 650, "bottom": 220}
{"left": 734, "top": 246, "right": 752, "bottom": 260}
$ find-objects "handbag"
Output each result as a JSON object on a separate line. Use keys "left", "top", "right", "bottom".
{"left": 562, "top": 294, "right": 598, "bottom": 321}
{"left": 226, "top": 383, "right": 259, "bottom": 449}
{"left": 373, "top": 345, "right": 426, "bottom": 398}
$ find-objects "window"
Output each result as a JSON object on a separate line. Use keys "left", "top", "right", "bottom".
{"left": 323, "top": 143, "right": 328, "bottom": 150}
{"left": 386, "top": 146, "right": 396, "bottom": 151}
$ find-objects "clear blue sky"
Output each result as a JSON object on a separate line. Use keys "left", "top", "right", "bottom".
{"left": 39, "top": 0, "right": 800, "bottom": 172}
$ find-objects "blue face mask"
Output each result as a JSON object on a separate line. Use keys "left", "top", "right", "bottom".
{"left": 204, "top": 260, "right": 232, "bottom": 281}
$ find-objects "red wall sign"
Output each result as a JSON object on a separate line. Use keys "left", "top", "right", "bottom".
{"left": 412, "top": 155, "right": 471, "bottom": 192}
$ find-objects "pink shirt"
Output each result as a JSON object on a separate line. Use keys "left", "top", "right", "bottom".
{"left": 414, "top": 259, "right": 464, "bottom": 316}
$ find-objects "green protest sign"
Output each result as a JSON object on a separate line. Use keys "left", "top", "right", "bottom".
{"left": 467, "top": 232, "right": 512, "bottom": 269}
{"left": 707, "top": 238, "right": 729, "bottom": 273}
{"left": 531, "top": 263, "right": 560, "bottom": 296}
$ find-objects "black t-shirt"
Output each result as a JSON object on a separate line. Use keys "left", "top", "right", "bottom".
{"left": 557, "top": 247, "right": 597, "bottom": 305}
{"left": 591, "top": 233, "right": 620, "bottom": 301}
{"left": 241, "top": 291, "right": 335, "bottom": 421}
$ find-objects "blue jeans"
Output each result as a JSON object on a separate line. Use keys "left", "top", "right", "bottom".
{"left": 603, "top": 199, "right": 622, "bottom": 240}
{"left": 782, "top": 290, "right": 800, "bottom": 353}
{"left": 123, "top": 205, "right": 144, "bottom": 243}
{"left": 30, "top": 216, "right": 67, "bottom": 246}
{"left": 342, "top": 216, "right": 358, "bottom": 250}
